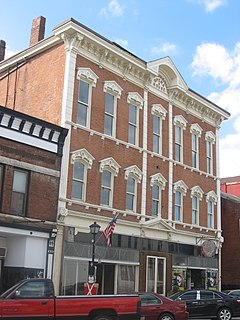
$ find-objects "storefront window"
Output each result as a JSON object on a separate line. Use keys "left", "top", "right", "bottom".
{"left": 62, "top": 259, "right": 88, "bottom": 295}
{"left": 117, "top": 265, "right": 135, "bottom": 293}
{"left": 146, "top": 256, "right": 166, "bottom": 295}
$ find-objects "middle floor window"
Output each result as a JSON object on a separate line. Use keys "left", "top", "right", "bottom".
{"left": 126, "top": 177, "right": 137, "bottom": 211}
{"left": 100, "top": 169, "right": 113, "bottom": 207}
{"left": 152, "top": 184, "right": 160, "bottom": 217}
{"left": 104, "top": 93, "right": 116, "bottom": 137}
{"left": 128, "top": 104, "right": 138, "bottom": 145}
{"left": 174, "top": 191, "right": 182, "bottom": 221}
{"left": 192, "top": 195, "right": 199, "bottom": 225}
{"left": 153, "top": 115, "right": 161, "bottom": 154}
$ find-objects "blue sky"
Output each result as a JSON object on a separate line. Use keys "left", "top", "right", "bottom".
{"left": 1, "top": 0, "right": 240, "bottom": 178}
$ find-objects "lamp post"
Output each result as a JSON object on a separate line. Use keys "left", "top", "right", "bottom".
{"left": 89, "top": 221, "right": 101, "bottom": 282}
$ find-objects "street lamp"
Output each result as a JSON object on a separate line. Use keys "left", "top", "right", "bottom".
{"left": 89, "top": 221, "right": 101, "bottom": 282}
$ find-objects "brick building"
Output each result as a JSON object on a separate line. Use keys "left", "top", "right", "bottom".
{"left": 221, "top": 176, "right": 240, "bottom": 198}
{"left": 0, "top": 105, "right": 67, "bottom": 292}
{"left": 221, "top": 192, "right": 240, "bottom": 289}
{"left": 0, "top": 17, "right": 230, "bottom": 294}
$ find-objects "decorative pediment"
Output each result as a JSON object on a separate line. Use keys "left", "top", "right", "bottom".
{"left": 127, "top": 92, "right": 144, "bottom": 108}
{"left": 190, "top": 123, "right": 203, "bottom": 137}
{"left": 174, "top": 115, "right": 187, "bottom": 129}
{"left": 191, "top": 185, "right": 204, "bottom": 200}
{"left": 77, "top": 68, "right": 98, "bottom": 87}
{"left": 151, "top": 104, "right": 167, "bottom": 120}
{"left": 206, "top": 191, "right": 217, "bottom": 204}
{"left": 71, "top": 148, "right": 95, "bottom": 169}
{"left": 125, "top": 165, "right": 142, "bottom": 183}
{"left": 173, "top": 180, "right": 188, "bottom": 196}
{"left": 205, "top": 131, "right": 216, "bottom": 143}
{"left": 150, "top": 173, "right": 167, "bottom": 190}
{"left": 103, "top": 81, "right": 123, "bottom": 99}
{"left": 99, "top": 157, "right": 121, "bottom": 176}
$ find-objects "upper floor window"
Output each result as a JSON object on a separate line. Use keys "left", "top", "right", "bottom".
{"left": 151, "top": 104, "right": 167, "bottom": 155}
{"left": 206, "top": 191, "right": 217, "bottom": 228}
{"left": 207, "top": 200, "right": 214, "bottom": 228}
{"left": 99, "top": 157, "right": 121, "bottom": 207}
{"left": 76, "top": 68, "right": 98, "bottom": 127}
{"left": 174, "top": 191, "right": 182, "bottom": 221}
{"left": 0, "top": 165, "right": 3, "bottom": 207}
{"left": 191, "top": 186, "right": 203, "bottom": 225}
{"left": 125, "top": 165, "right": 142, "bottom": 212}
{"left": 103, "top": 81, "right": 122, "bottom": 138}
{"left": 192, "top": 196, "right": 199, "bottom": 225}
{"left": 150, "top": 173, "right": 167, "bottom": 217}
{"left": 190, "top": 124, "right": 202, "bottom": 169}
{"left": 205, "top": 131, "right": 215, "bottom": 175}
{"left": 173, "top": 180, "right": 188, "bottom": 222}
{"left": 10, "top": 169, "right": 28, "bottom": 216}
{"left": 100, "top": 170, "right": 112, "bottom": 206}
{"left": 127, "top": 92, "right": 144, "bottom": 146}
{"left": 174, "top": 115, "right": 187, "bottom": 163}
{"left": 71, "top": 148, "right": 95, "bottom": 202}
{"left": 72, "top": 162, "right": 86, "bottom": 201}
{"left": 126, "top": 177, "right": 136, "bottom": 211}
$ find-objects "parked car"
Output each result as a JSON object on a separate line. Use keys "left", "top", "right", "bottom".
{"left": 169, "top": 289, "right": 240, "bottom": 320}
{"left": 139, "top": 292, "right": 189, "bottom": 320}
{"left": 224, "top": 289, "right": 240, "bottom": 299}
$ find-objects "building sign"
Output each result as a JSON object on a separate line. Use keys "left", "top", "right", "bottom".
{"left": 201, "top": 240, "right": 216, "bottom": 257}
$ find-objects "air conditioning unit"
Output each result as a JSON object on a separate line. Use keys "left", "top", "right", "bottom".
{"left": 0, "top": 247, "right": 7, "bottom": 258}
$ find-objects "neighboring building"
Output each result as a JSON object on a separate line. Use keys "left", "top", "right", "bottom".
{"left": 221, "top": 192, "right": 240, "bottom": 290}
{"left": 221, "top": 176, "right": 240, "bottom": 198}
{"left": 0, "top": 16, "right": 230, "bottom": 295}
{"left": 0, "top": 105, "right": 67, "bottom": 292}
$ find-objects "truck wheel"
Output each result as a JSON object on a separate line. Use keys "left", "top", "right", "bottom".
{"left": 218, "top": 307, "right": 232, "bottom": 320}
{"left": 159, "top": 313, "right": 174, "bottom": 320}
{"left": 92, "top": 316, "right": 113, "bottom": 320}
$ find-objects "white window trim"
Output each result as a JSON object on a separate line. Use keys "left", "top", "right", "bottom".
{"left": 151, "top": 104, "right": 167, "bottom": 155}
{"left": 99, "top": 158, "right": 121, "bottom": 207}
{"left": 76, "top": 68, "right": 98, "bottom": 128}
{"left": 72, "top": 161, "right": 87, "bottom": 202}
{"left": 191, "top": 185, "right": 204, "bottom": 225}
{"left": 125, "top": 165, "right": 142, "bottom": 212}
{"left": 127, "top": 92, "right": 144, "bottom": 147}
{"left": 190, "top": 124, "right": 202, "bottom": 170}
{"left": 150, "top": 172, "right": 167, "bottom": 218}
{"left": 173, "top": 180, "right": 188, "bottom": 222}
{"left": 174, "top": 116, "right": 187, "bottom": 163}
{"left": 205, "top": 131, "right": 215, "bottom": 175}
{"left": 191, "top": 195, "right": 199, "bottom": 225}
{"left": 103, "top": 81, "right": 123, "bottom": 138}
{"left": 71, "top": 149, "right": 95, "bottom": 202}
{"left": 206, "top": 191, "right": 217, "bottom": 229}
{"left": 100, "top": 169, "right": 114, "bottom": 207}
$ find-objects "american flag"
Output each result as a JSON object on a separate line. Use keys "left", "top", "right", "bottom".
{"left": 103, "top": 217, "right": 117, "bottom": 247}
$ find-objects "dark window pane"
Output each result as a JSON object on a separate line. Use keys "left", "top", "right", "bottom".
{"left": 104, "top": 114, "right": 113, "bottom": 136}
{"left": 10, "top": 170, "right": 28, "bottom": 216}
{"left": 78, "top": 80, "right": 89, "bottom": 104}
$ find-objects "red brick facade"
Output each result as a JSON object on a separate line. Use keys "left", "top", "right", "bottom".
{"left": 0, "top": 17, "right": 229, "bottom": 294}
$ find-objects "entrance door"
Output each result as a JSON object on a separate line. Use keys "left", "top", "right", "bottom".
{"left": 146, "top": 256, "right": 166, "bottom": 295}
{"left": 190, "top": 269, "right": 205, "bottom": 289}
{"left": 96, "top": 263, "right": 115, "bottom": 294}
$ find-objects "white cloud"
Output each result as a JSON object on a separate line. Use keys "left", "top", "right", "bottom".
{"left": 191, "top": 40, "right": 240, "bottom": 178}
{"left": 99, "top": 0, "right": 124, "bottom": 18}
{"left": 151, "top": 42, "right": 178, "bottom": 55}
{"left": 190, "top": 0, "right": 227, "bottom": 12}
{"left": 114, "top": 38, "right": 128, "bottom": 47}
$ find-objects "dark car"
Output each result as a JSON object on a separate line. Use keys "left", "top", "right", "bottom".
{"left": 139, "top": 292, "right": 189, "bottom": 320}
{"left": 224, "top": 289, "right": 240, "bottom": 299}
{"left": 169, "top": 289, "right": 240, "bottom": 320}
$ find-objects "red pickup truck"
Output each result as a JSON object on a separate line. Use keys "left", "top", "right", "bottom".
{"left": 0, "top": 278, "right": 142, "bottom": 319}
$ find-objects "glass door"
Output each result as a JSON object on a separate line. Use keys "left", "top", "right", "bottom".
{"left": 146, "top": 256, "right": 166, "bottom": 295}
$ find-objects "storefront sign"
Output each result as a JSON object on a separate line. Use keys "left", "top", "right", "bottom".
{"left": 201, "top": 240, "right": 216, "bottom": 257}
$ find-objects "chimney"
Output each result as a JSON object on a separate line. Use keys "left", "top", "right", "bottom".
{"left": 0, "top": 40, "right": 6, "bottom": 62}
{"left": 30, "top": 16, "right": 46, "bottom": 46}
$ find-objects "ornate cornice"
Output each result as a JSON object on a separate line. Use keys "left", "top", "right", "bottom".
{"left": 125, "top": 165, "right": 142, "bottom": 183}
{"left": 99, "top": 157, "right": 121, "bottom": 176}
{"left": 150, "top": 173, "right": 167, "bottom": 190}
{"left": 191, "top": 185, "right": 204, "bottom": 200}
{"left": 103, "top": 81, "right": 123, "bottom": 98}
{"left": 173, "top": 180, "right": 188, "bottom": 196}
{"left": 151, "top": 104, "right": 167, "bottom": 120}
{"left": 206, "top": 191, "right": 217, "bottom": 204}
{"left": 71, "top": 148, "right": 94, "bottom": 169}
